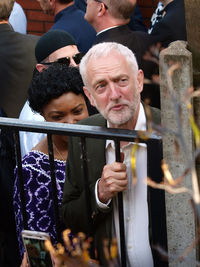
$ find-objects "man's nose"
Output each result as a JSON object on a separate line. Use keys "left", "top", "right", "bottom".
{"left": 109, "top": 84, "right": 121, "bottom": 100}
{"left": 69, "top": 58, "right": 78, "bottom": 67}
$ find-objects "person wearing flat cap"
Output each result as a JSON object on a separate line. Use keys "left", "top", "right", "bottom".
{"left": 35, "top": 29, "right": 81, "bottom": 72}
{"left": 19, "top": 29, "right": 85, "bottom": 157}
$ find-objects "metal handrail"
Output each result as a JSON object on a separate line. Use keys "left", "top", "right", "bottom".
{"left": 0, "top": 117, "right": 161, "bottom": 142}
{"left": 0, "top": 117, "right": 162, "bottom": 267}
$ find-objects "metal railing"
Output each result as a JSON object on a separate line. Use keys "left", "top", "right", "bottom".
{"left": 0, "top": 117, "right": 162, "bottom": 267}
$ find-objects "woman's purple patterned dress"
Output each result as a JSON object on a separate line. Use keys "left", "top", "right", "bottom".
{"left": 13, "top": 150, "right": 65, "bottom": 257}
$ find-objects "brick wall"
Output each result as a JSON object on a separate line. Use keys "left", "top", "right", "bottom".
{"left": 17, "top": 0, "right": 54, "bottom": 35}
{"left": 17, "top": 0, "right": 159, "bottom": 35}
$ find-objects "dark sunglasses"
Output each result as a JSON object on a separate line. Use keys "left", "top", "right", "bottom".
{"left": 42, "top": 52, "right": 84, "bottom": 66}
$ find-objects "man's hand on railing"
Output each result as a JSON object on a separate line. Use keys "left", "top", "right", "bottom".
{"left": 98, "top": 162, "right": 128, "bottom": 203}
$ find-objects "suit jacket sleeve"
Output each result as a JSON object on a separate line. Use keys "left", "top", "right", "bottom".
{"left": 61, "top": 115, "right": 112, "bottom": 234}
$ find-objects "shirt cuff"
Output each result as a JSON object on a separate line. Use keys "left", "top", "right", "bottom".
{"left": 95, "top": 179, "right": 111, "bottom": 209}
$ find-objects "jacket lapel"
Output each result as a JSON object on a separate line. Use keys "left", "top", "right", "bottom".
{"left": 146, "top": 107, "right": 168, "bottom": 266}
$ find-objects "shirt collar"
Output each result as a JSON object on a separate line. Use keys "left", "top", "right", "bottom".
{"left": 134, "top": 102, "right": 146, "bottom": 131}
{"left": 97, "top": 25, "right": 119, "bottom": 36}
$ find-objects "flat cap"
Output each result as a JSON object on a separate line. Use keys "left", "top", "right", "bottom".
{"left": 35, "top": 30, "right": 76, "bottom": 63}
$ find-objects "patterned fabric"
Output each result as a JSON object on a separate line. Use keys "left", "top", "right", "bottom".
{"left": 13, "top": 150, "right": 65, "bottom": 257}
{"left": 148, "top": 2, "right": 164, "bottom": 34}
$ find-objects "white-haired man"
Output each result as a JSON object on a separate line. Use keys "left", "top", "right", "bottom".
{"left": 61, "top": 42, "right": 168, "bottom": 266}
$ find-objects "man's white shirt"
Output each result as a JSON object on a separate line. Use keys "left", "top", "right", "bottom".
{"left": 95, "top": 103, "right": 154, "bottom": 267}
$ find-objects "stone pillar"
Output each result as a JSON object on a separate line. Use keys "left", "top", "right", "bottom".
{"left": 160, "top": 41, "right": 196, "bottom": 266}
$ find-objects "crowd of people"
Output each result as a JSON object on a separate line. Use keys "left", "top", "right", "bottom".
{"left": 0, "top": 0, "right": 187, "bottom": 266}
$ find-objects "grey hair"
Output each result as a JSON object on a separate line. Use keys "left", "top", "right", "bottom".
{"left": 79, "top": 42, "right": 139, "bottom": 89}
{"left": 103, "top": 0, "right": 136, "bottom": 20}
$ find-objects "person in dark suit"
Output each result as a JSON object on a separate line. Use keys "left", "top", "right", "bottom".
{"left": 0, "top": 0, "right": 39, "bottom": 118}
{"left": 61, "top": 42, "right": 168, "bottom": 266}
{"left": 74, "top": 0, "right": 147, "bottom": 32}
{"left": 0, "top": 1, "right": 38, "bottom": 265}
{"left": 84, "top": 0, "right": 151, "bottom": 70}
{"left": 0, "top": 108, "right": 21, "bottom": 267}
{"left": 149, "top": 0, "right": 187, "bottom": 47}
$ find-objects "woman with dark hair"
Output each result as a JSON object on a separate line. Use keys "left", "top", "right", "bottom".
{"left": 13, "top": 64, "right": 89, "bottom": 260}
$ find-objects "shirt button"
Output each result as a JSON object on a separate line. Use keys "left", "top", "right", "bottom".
{"left": 128, "top": 245, "right": 132, "bottom": 249}
{"left": 126, "top": 217, "right": 130, "bottom": 222}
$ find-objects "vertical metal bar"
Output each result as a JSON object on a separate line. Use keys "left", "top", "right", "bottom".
{"left": 115, "top": 139, "right": 126, "bottom": 267}
{"left": 80, "top": 136, "right": 95, "bottom": 258}
{"left": 14, "top": 131, "right": 28, "bottom": 229}
{"left": 47, "top": 133, "right": 62, "bottom": 243}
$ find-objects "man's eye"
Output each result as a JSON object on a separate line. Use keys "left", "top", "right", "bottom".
{"left": 98, "top": 83, "right": 105, "bottom": 88}
{"left": 118, "top": 78, "right": 128, "bottom": 86}
{"left": 96, "top": 83, "right": 106, "bottom": 92}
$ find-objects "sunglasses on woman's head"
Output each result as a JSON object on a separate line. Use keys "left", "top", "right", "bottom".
{"left": 42, "top": 52, "right": 84, "bottom": 66}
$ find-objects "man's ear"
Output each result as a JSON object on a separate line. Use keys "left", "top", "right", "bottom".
{"left": 97, "top": 2, "right": 106, "bottom": 17}
{"left": 36, "top": 64, "right": 46, "bottom": 73}
{"left": 49, "top": 0, "right": 55, "bottom": 5}
{"left": 49, "top": 0, "right": 56, "bottom": 9}
{"left": 83, "top": 86, "right": 95, "bottom": 107}
{"left": 137, "top": 69, "right": 144, "bottom": 93}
